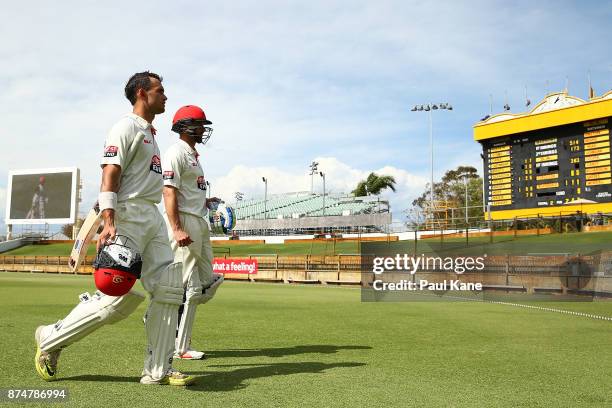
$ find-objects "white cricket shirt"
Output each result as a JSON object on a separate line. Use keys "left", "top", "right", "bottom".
{"left": 100, "top": 113, "right": 163, "bottom": 203}
{"left": 162, "top": 139, "right": 207, "bottom": 217}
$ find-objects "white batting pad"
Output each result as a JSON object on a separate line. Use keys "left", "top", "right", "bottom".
{"left": 143, "top": 262, "right": 183, "bottom": 381}
{"left": 199, "top": 273, "right": 224, "bottom": 305}
{"left": 38, "top": 290, "right": 145, "bottom": 352}
{"left": 175, "top": 286, "right": 204, "bottom": 355}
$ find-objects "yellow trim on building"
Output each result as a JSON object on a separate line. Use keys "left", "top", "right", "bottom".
{"left": 474, "top": 98, "right": 612, "bottom": 141}
{"left": 486, "top": 202, "right": 612, "bottom": 220}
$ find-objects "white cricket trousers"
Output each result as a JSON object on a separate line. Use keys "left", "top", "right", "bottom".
{"left": 38, "top": 200, "right": 182, "bottom": 381}
{"left": 164, "top": 212, "right": 213, "bottom": 354}
{"left": 165, "top": 212, "right": 214, "bottom": 289}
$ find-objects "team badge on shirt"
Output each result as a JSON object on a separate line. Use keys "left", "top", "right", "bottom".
{"left": 150, "top": 155, "right": 162, "bottom": 174}
{"left": 197, "top": 176, "right": 206, "bottom": 190}
{"left": 104, "top": 146, "right": 118, "bottom": 157}
{"left": 163, "top": 171, "right": 175, "bottom": 180}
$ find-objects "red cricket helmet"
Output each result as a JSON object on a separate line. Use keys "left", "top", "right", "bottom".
{"left": 93, "top": 236, "right": 142, "bottom": 296}
{"left": 171, "top": 105, "right": 213, "bottom": 144}
{"left": 172, "top": 105, "right": 212, "bottom": 127}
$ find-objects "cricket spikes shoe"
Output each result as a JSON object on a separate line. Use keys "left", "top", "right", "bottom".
{"left": 174, "top": 349, "right": 207, "bottom": 360}
{"left": 166, "top": 369, "right": 197, "bottom": 386}
{"left": 34, "top": 326, "right": 61, "bottom": 381}
{"left": 140, "top": 369, "right": 196, "bottom": 386}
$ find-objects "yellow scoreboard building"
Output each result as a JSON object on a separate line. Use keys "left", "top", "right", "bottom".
{"left": 474, "top": 90, "right": 612, "bottom": 220}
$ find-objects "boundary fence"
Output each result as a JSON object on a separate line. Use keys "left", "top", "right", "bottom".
{"left": 2, "top": 253, "right": 611, "bottom": 296}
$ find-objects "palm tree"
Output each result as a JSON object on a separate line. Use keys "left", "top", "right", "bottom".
{"left": 352, "top": 172, "right": 396, "bottom": 196}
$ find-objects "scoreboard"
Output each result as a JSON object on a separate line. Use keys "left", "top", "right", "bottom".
{"left": 482, "top": 118, "right": 611, "bottom": 210}
{"left": 475, "top": 93, "right": 612, "bottom": 219}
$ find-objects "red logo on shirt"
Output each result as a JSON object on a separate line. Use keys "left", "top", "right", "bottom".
{"left": 163, "top": 171, "right": 174, "bottom": 180}
{"left": 197, "top": 176, "right": 206, "bottom": 190}
{"left": 104, "top": 145, "right": 118, "bottom": 157}
{"left": 150, "top": 155, "right": 162, "bottom": 174}
{"left": 143, "top": 139, "right": 152, "bottom": 144}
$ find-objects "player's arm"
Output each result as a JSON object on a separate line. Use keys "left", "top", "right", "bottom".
{"left": 163, "top": 186, "right": 193, "bottom": 247}
{"left": 97, "top": 164, "right": 121, "bottom": 250}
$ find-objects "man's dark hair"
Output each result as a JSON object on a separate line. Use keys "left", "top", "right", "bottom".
{"left": 124, "top": 71, "right": 163, "bottom": 105}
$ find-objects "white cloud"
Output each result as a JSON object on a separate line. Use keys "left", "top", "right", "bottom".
{"left": 211, "top": 156, "right": 427, "bottom": 218}
{"left": 1, "top": 0, "right": 611, "bottom": 225}
{"left": 0, "top": 186, "right": 6, "bottom": 219}
{"left": 0, "top": 187, "right": 7, "bottom": 235}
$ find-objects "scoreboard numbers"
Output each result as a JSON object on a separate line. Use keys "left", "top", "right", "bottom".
{"left": 483, "top": 117, "right": 611, "bottom": 210}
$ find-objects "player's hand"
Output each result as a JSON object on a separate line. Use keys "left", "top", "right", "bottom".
{"left": 206, "top": 197, "right": 221, "bottom": 209}
{"left": 97, "top": 209, "right": 116, "bottom": 251}
{"left": 174, "top": 229, "right": 193, "bottom": 247}
{"left": 97, "top": 223, "right": 117, "bottom": 251}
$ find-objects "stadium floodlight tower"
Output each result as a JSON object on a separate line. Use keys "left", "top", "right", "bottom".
{"left": 319, "top": 171, "right": 326, "bottom": 217}
{"left": 464, "top": 175, "right": 469, "bottom": 225}
{"left": 205, "top": 180, "right": 211, "bottom": 199}
{"left": 262, "top": 177, "right": 268, "bottom": 219}
{"left": 411, "top": 102, "right": 452, "bottom": 225}
{"left": 235, "top": 191, "right": 244, "bottom": 202}
{"left": 309, "top": 161, "right": 319, "bottom": 194}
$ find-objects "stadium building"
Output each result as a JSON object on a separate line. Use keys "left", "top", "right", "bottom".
{"left": 232, "top": 192, "right": 391, "bottom": 236}
{"left": 474, "top": 90, "right": 612, "bottom": 221}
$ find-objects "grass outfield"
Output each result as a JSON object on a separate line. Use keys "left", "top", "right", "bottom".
{"left": 2, "top": 272, "right": 611, "bottom": 407}
{"left": 4, "top": 230, "right": 612, "bottom": 257}
{"left": 1, "top": 240, "right": 361, "bottom": 257}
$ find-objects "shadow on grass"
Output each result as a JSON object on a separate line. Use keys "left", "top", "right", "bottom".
{"left": 61, "top": 375, "right": 141, "bottom": 383}
{"left": 206, "top": 344, "right": 371, "bottom": 359}
{"left": 61, "top": 345, "right": 371, "bottom": 387}
{"left": 186, "top": 361, "right": 367, "bottom": 392}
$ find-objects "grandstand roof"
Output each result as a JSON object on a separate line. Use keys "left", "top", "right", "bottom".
{"left": 234, "top": 192, "right": 388, "bottom": 220}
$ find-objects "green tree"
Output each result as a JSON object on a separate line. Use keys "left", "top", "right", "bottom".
{"left": 352, "top": 172, "right": 397, "bottom": 196}
{"left": 61, "top": 223, "right": 74, "bottom": 239}
{"left": 411, "top": 166, "right": 484, "bottom": 226}
{"left": 62, "top": 217, "right": 85, "bottom": 239}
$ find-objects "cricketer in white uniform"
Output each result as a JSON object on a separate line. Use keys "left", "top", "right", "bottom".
{"left": 162, "top": 105, "right": 223, "bottom": 360}
{"left": 34, "top": 72, "right": 195, "bottom": 386}
{"left": 26, "top": 176, "right": 48, "bottom": 219}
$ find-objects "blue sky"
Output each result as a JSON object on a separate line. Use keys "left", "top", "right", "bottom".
{"left": 1, "top": 0, "right": 611, "bottom": 233}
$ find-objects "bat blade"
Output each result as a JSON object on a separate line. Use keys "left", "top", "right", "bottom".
{"left": 68, "top": 203, "right": 102, "bottom": 272}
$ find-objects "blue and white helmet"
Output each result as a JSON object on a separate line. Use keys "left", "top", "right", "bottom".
{"left": 209, "top": 202, "right": 236, "bottom": 235}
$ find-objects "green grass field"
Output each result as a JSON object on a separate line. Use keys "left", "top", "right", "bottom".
{"left": 2, "top": 272, "right": 611, "bottom": 407}
{"left": 4, "top": 230, "right": 612, "bottom": 257}
{"left": 1, "top": 240, "right": 361, "bottom": 257}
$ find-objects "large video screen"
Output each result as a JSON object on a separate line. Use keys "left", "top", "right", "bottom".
{"left": 5, "top": 168, "right": 79, "bottom": 225}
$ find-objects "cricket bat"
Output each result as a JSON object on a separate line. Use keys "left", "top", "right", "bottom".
{"left": 68, "top": 202, "right": 102, "bottom": 272}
